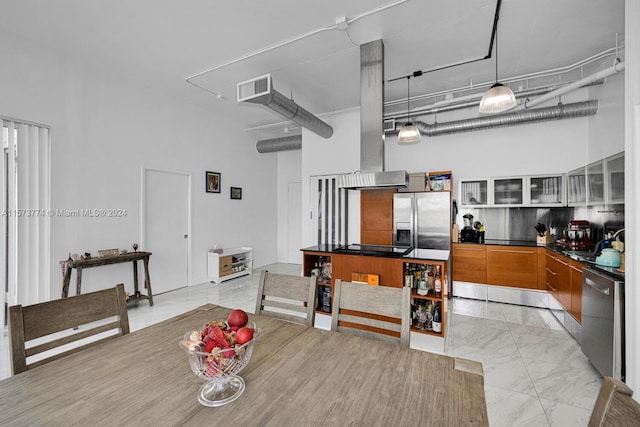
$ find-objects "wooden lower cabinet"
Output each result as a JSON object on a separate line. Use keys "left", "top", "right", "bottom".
{"left": 569, "top": 259, "right": 585, "bottom": 323}
{"left": 545, "top": 251, "right": 570, "bottom": 310}
{"left": 486, "top": 246, "right": 538, "bottom": 289}
{"left": 452, "top": 243, "right": 487, "bottom": 283}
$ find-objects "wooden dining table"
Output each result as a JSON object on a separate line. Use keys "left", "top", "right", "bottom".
{"left": 0, "top": 304, "right": 488, "bottom": 426}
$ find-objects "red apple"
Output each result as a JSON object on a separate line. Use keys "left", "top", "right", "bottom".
{"left": 227, "top": 309, "right": 249, "bottom": 328}
{"left": 236, "top": 327, "right": 254, "bottom": 345}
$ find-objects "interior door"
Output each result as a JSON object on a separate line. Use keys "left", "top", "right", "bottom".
{"left": 144, "top": 169, "right": 189, "bottom": 294}
{"left": 286, "top": 181, "right": 301, "bottom": 264}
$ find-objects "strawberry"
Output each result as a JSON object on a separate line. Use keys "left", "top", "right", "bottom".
{"left": 203, "top": 339, "right": 217, "bottom": 353}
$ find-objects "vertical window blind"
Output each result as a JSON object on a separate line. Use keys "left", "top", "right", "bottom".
{"left": 1, "top": 117, "right": 50, "bottom": 326}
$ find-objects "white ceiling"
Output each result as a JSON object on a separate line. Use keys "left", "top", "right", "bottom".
{"left": 0, "top": 0, "right": 625, "bottom": 140}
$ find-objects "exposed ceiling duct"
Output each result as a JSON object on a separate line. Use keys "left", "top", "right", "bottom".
{"left": 238, "top": 74, "right": 333, "bottom": 139}
{"left": 256, "top": 135, "right": 301, "bottom": 153}
{"left": 386, "top": 100, "right": 598, "bottom": 137}
{"left": 339, "top": 39, "right": 408, "bottom": 190}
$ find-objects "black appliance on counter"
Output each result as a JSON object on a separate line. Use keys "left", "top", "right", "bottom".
{"left": 460, "top": 214, "right": 483, "bottom": 243}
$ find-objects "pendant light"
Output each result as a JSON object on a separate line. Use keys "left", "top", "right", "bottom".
{"left": 479, "top": 17, "right": 516, "bottom": 114}
{"left": 397, "top": 76, "right": 421, "bottom": 144}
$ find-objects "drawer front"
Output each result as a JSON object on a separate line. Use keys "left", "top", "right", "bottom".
{"left": 219, "top": 255, "right": 233, "bottom": 276}
{"left": 487, "top": 246, "right": 537, "bottom": 289}
{"left": 452, "top": 244, "right": 487, "bottom": 283}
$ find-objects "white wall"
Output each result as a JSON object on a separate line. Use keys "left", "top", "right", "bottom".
{"left": 0, "top": 30, "right": 278, "bottom": 297}
{"left": 276, "top": 148, "right": 301, "bottom": 263}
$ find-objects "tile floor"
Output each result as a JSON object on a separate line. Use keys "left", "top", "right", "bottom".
{"left": 0, "top": 262, "right": 602, "bottom": 426}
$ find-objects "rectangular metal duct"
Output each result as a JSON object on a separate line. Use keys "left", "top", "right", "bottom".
{"left": 339, "top": 39, "right": 408, "bottom": 190}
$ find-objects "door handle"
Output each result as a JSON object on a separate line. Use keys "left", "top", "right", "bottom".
{"left": 585, "top": 278, "right": 610, "bottom": 296}
{"left": 184, "top": 234, "right": 188, "bottom": 239}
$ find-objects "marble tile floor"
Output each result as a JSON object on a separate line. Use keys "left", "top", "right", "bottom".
{"left": 0, "top": 262, "right": 602, "bottom": 426}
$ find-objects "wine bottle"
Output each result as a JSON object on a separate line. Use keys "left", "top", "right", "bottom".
{"left": 404, "top": 264, "right": 413, "bottom": 287}
{"left": 434, "top": 265, "right": 442, "bottom": 297}
{"left": 433, "top": 302, "right": 442, "bottom": 333}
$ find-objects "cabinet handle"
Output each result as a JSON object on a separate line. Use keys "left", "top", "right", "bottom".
{"left": 546, "top": 283, "right": 558, "bottom": 291}
{"left": 490, "top": 249, "right": 535, "bottom": 254}
{"left": 545, "top": 267, "right": 556, "bottom": 276}
{"left": 556, "top": 258, "right": 568, "bottom": 266}
{"left": 570, "top": 265, "right": 582, "bottom": 272}
{"left": 457, "top": 247, "right": 484, "bottom": 251}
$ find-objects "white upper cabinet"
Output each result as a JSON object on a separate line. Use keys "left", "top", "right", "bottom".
{"left": 458, "top": 178, "right": 489, "bottom": 207}
{"left": 567, "top": 166, "right": 587, "bottom": 207}
{"left": 605, "top": 152, "right": 624, "bottom": 204}
{"left": 491, "top": 176, "right": 525, "bottom": 207}
{"left": 528, "top": 174, "right": 566, "bottom": 207}
{"left": 586, "top": 160, "right": 605, "bottom": 205}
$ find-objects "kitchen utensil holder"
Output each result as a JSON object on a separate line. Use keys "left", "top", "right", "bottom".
{"left": 536, "top": 230, "right": 554, "bottom": 244}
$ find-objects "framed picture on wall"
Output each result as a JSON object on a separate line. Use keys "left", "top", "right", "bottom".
{"left": 230, "top": 187, "right": 242, "bottom": 200}
{"left": 206, "top": 171, "right": 221, "bottom": 193}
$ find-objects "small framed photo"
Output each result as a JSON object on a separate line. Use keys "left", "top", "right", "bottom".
{"left": 230, "top": 187, "right": 242, "bottom": 200}
{"left": 206, "top": 171, "right": 221, "bottom": 193}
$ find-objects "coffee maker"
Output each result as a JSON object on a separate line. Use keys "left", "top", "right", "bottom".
{"left": 460, "top": 213, "right": 482, "bottom": 243}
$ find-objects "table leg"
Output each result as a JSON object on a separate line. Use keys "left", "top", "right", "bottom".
{"left": 143, "top": 256, "right": 153, "bottom": 306}
{"left": 62, "top": 265, "right": 72, "bottom": 298}
{"left": 133, "top": 261, "right": 139, "bottom": 296}
{"left": 76, "top": 267, "right": 83, "bottom": 296}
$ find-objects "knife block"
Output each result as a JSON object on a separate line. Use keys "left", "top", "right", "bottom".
{"left": 536, "top": 230, "right": 553, "bottom": 244}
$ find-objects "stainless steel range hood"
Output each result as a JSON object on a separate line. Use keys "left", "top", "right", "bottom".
{"left": 339, "top": 39, "right": 408, "bottom": 190}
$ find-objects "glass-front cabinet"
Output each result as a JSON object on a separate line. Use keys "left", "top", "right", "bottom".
{"left": 458, "top": 178, "right": 489, "bottom": 206}
{"left": 586, "top": 160, "right": 605, "bottom": 205}
{"left": 527, "top": 174, "right": 565, "bottom": 206}
{"left": 491, "top": 177, "right": 525, "bottom": 206}
{"left": 567, "top": 166, "right": 587, "bottom": 206}
{"left": 606, "top": 152, "right": 624, "bottom": 204}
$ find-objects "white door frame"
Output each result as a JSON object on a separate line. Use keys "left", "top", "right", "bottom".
{"left": 140, "top": 165, "right": 193, "bottom": 287}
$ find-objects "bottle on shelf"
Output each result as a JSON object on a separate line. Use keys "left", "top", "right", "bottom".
{"left": 427, "top": 265, "right": 435, "bottom": 291}
{"left": 417, "top": 266, "right": 428, "bottom": 296}
{"left": 434, "top": 265, "right": 442, "bottom": 297}
{"left": 433, "top": 302, "right": 442, "bottom": 333}
{"left": 404, "top": 263, "right": 413, "bottom": 288}
{"left": 425, "top": 300, "right": 434, "bottom": 331}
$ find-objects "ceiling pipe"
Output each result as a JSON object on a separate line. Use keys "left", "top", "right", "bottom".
{"left": 238, "top": 74, "right": 333, "bottom": 139}
{"left": 385, "top": 100, "right": 598, "bottom": 138}
{"left": 521, "top": 60, "right": 625, "bottom": 110}
{"left": 256, "top": 135, "right": 302, "bottom": 153}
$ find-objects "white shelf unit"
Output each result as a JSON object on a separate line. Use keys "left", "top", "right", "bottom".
{"left": 207, "top": 247, "right": 253, "bottom": 284}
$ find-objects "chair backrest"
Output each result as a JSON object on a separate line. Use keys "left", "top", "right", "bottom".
{"left": 589, "top": 376, "right": 640, "bottom": 426}
{"left": 9, "top": 283, "right": 130, "bottom": 375}
{"left": 255, "top": 271, "right": 317, "bottom": 326}
{"left": 330, "top": 280, "right": 410, "bottom": 347}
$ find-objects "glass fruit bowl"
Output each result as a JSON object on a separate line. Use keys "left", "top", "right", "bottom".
{"left": 179, "top": 321, "right": 260, "bottom": 407}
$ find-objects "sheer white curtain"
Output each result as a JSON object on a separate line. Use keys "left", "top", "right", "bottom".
{"left": 1, "top": 117, "right": 50, "bottom": 324}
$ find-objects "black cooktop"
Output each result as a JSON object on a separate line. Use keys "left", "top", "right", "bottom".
{"left": 333, "top": 244, "right": 413, "bottom": 258}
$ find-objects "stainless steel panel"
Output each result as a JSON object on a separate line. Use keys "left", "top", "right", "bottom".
{"left": 452, "top": 281, "right": 488, "bottom": 300}
{"left": 415, "top": 192, "right": 451, "bottom": 250}
{"left": 486, "top": 286, "right": 549, "bottom": 308}
{"left": 393, "top": 193, "right": 413, "bottom": 247}
{"left": 581, "top": 268, "right": 624, "bottom": 380}
{"left": 359, "top": 40, "right": 384, "bottom": 172}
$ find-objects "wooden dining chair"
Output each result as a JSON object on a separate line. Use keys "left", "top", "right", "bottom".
{"left": 588, "top": 376, "right": 640, "bottom": 426}
{"left": 331, "top": 280, "right": 410, "bottom": 347}
{"left": 255, "top": 271, "right": 317, "bottom": 326}
{"left": 8, "top": 283, "right": 130, "bottom": 375}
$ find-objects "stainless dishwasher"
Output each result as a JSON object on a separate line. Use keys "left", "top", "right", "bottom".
{"left": 581, "top": 268, "right": 625, "bottom": 380}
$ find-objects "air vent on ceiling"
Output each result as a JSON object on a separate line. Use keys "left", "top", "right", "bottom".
{"left": 237, "top": 74, "right": 271, "bottom": 102}
{"left": 383, "top": 119, "right": 396, "bottom": 132}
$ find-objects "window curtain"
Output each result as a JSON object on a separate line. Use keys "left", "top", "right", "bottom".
{"left": 1, "top": 117, "right": 50, "bottom": 314}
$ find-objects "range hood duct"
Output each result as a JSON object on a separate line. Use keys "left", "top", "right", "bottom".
{"left": 387, "top": 100, "right": 597, "bottom": 137}
{"left": 238, "top": 74, "right": 333, "bottom": 139}
{"left": 339, "top": 39, "right": 408, "bottom": 190}
{"left": 256, "top": 135, "right": 302, "bottom": 153}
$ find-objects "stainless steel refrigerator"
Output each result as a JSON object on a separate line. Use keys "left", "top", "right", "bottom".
{"left": 393, "top": 191, "right": 451, "bottom": 251}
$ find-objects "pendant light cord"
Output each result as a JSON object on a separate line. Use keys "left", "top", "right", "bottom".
{"left": 494, "top": 18, "right": 499, "bottom": 83}
{"left": 406, "top": 76, "right": 411, "bottom": 123}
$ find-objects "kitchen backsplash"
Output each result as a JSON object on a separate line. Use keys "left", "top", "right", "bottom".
{"left": 457, "top": 204, "right": 624, "bottom": 243}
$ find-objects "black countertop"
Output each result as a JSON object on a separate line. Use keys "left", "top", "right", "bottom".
{"left": 301, "top": 245, "right": 450, "bottom": 262}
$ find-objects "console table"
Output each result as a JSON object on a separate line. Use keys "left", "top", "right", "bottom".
{"left": 61, "top": 252, "right": 153, "bottom": 305}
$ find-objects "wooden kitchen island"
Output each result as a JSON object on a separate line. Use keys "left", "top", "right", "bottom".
{"left": 302, "top": 245, "right": 450, "bottom": 339}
